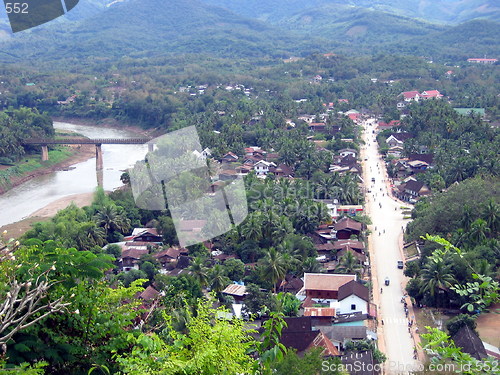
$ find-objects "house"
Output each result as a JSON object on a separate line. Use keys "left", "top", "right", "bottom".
{"left": 221, "top": 152, "right": 239, "bottom": 163}
{"left": 341, "top": 351, "right": 376, "bottom": 375}
{"left": 277, "top": 317, "right": 340, "bottom": 357}
{"left": 279, "top": 274, "right": 304, "bottom": 294}
{"left": 400, "top": 91, "right": 420, "bottom": 102}
{"left": 334, "top": 217, "right": 362, "bottom": 240}
{"left": 387, "top": 146, "right": 404, "bottom": 158}
{"left": 266, "top": 152, "right": 280, "bottom": 162}
{"left": 347, "top": 113, "right": 361, "bottom": 122}
{"left": 319, "top": 326, "right": 371, "bottom": 351}
{"left": 407, "top": 160, "right": 429, "bottom": 172}
{"left": 244, "top": 147, "right": 266, "bottom": 158}
{"left": 338, "top": 99, "right": 349, "bottom": 104}
{"left": 315, "top": 243, "right": 336, "bottom": 261}
{"left": 213, "top": 252, "right": 237, "bottom": 263}
{"left": 420, "top": 90, "right": 443, "bottom": 100}
{"left": 299, "top": 273, "right": 356, "bottom": 302}
{"left": 451, "top": 325, "right": 488, "bottom": 360}
{"left": 124, "top": 228, "right": 163, "bottom": 243}
{"left": 303, "top": 307, "right": 336, "bottom": 326}
{"left": 339, "top": 148, "right": 357, "bottom": 158}
{"left": 408, "top": 153, "right": 433, "bottom": 165}
{"left": 386, "top": 132, "right": 412, "bottom": 145}
{"left": 308, "top": 122, "right": 327, "bottom": 132}
{"left": 377, "top": 120, "right": 401, "bottom": 130}
{"left": 336, "top": 247, "right": 366, "bottom": 265}
{"left": 313, "top": 75, "right": 323, "bottom": 82}
{"left": 298, "top": 114, "right": 316, "bottom": 124}
{"left": 153, "top": 247, "right": 188, "bottom": 266}
{"left": 253, "top": 160, "right": 276, "bottom": 177}
{"left": 221, "top": 283, "right": 248, "bottom": 303}
{"left": 337, "top": 280, "right": 369, "bottom": 315}
{"left": 386, "top": 135, "right": 404, "bottom": 148}
{"left": 333, "top": 240, "right": 365, "bottom": 253}
{"left": 309, "top": 226, "right": 335, "bottom": 244}
{"left": 269, "top": 164, "right": 294, "bottom": 178}
{"left": 467, "top": 58, "right": 498, "bottom": 64}
{"left": 138, "top": 285, "right": 160, "bottom": 302}
{"left": 396, "top": 180, "right": 430, "bottom": 203}
{"left": 121, "top": 248, "right": 148, "bottom": 272}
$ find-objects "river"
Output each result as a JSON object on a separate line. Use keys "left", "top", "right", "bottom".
{"left": 0, "top": 121, "right": 148, "bottom": 227}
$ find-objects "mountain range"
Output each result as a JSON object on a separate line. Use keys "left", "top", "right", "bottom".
{"left": 0, "top": 0, "right": 498, "bottom": 64}
{"left": 200, "top": 0, "right": 500, "bottom": 25}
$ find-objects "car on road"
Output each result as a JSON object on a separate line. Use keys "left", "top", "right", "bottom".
{"left": 384, "top": 277, "right": 390, "bottom": 286}
{"left": 371, "top": 177, "right": 375, "bottom": 182}
{"left": 397, "top": 260, "right": 404, "bottom": 269}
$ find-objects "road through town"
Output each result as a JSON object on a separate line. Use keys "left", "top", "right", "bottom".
{"left": 360, "top": 119, "right": 422, "bottom": 374}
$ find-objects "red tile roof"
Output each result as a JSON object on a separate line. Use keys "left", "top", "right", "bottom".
{"left": 334, "top": 217, "right": 362, "bottom": 232}
{"left": 401, "top": 91, "right": 419, "bottom": 99}
{"left": 121, "top": 248, "right": 148, "bottom": 260}
{"left": 307, "top": 331, "right": 340, "bottom": 357}
{"left": 304, "top": 273, "right": 356, "bottom": 292}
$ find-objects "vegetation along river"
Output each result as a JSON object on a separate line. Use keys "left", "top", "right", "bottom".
{"left": 0, "top": 121, "right": 148, "bottom": 227}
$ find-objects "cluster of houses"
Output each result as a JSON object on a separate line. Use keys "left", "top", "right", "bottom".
{"left": 222, "top": 272, "right": 378, "bottom": 371}
{"left": 330, "top": 148, "right": 362, "bottom": 175}
{"left": 375, "top": 127, "right": 433, "bottom": 203}
{"left": 397, "top": 90, "right": 443, "bottom": 109}
{"left": 309, "top": 216, "right": 368, "bottom": 271}
{"left": 219, "top": 146, "right": 294, "bottom": 179}
{"left": 177, "top": 83, "right": 254, "bottom": 97}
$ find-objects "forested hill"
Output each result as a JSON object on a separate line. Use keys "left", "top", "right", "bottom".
{"left": 201, "top": 0, "right": 500, "bottom": 24}
{"left": 273, "top": 4, "right": 446, "bottom": 45}
{"left": 0, "top": 0, "right": 498, "bottom": 65}
{"left": 0, "top": 0, "right": 316, "bottom": 63}
{"left": 382, "top": 19, "right": 500, "bottom": 60}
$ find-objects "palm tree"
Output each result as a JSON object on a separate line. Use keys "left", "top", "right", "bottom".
{"left": 259, "top": 247, "right": 288, "bottom": 293}
{"left": 335, "top": 251, "right": 362, "bottom": 275}
{"left": 189, "top": 257, "right": 208, "bottom": 288}
{"left": 209, "top": 264, "right": 229, "bottom": 293}
{"left": 301, "top": 257, "right": 322, "bottom": 274}
{"left": 468, "top": 218, "right": 491, "bottom": 244}
{"left": 419, "top": 258, "right": 456, "bottom": 305}
{"left": 461, "top": 205, "right": 474, "bottom": 231}
{"left": 241, "top": 212, "right": 263, "bottom": 242}
{"left": 483, "top": 200, "right": 499, "bottom": 236}
{"left": 94, "top": 204, "right": 130, "bottom": 234}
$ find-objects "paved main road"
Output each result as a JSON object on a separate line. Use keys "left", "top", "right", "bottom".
{"left": 360, "top": 119, "right": 422, "bottom": 374}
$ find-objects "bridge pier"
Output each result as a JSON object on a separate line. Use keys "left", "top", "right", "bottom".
{"left": 95, "top": 144, "right": 103, "bottom": 170}
{"left": 41, "top": 145, "right": 49, "bottom": 161}
{"left": 96, "top": 169, "right": 103, "bottom": 188}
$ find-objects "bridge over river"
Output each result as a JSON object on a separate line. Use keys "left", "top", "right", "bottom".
{"left": 23, "top": 138, "right": 153, "bottom": 170}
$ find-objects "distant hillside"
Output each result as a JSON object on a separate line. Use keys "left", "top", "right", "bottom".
{"left": 383, "top": 19, "right": 500, "bottom": 60}
{"left": 274, "top": 4, "right": 445, "bottom": 46}
{"left": 201, "top": 0, "right": 500, "bottom": 24}
{"left": 0, "top": 0, "right": 314, "bottom": 63}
